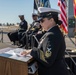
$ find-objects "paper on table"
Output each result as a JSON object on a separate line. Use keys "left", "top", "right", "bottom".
{"left": 5, "top": 50, "right": 16, "bottom": 55}
{"left": 0, "top": 47, "right": 13, "bottom": 54}
{"left": 3, "top": 48, "right": 25, "bottom": 57}
{"left": 9, "top": 53, "right": 32, "bottom": 62}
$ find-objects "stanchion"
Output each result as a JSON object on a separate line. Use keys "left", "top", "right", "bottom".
{"left": 0, "top": 30, "right": 3, "bottom": 43}
{"left": 65, "top": 50, "right": 76, "bottom": 66}
{"left": 65, "top": 50, "right": 76, "bottom": 75}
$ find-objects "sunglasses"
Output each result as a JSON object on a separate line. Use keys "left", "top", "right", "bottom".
{"left": 40, "top": 19, "right": 45, "bottom": 23}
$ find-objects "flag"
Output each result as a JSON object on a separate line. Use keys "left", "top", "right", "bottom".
{"left": 40, "top": 0, "right": 51, "bottom": 7}
{"left": 34, "top": 0, "right": 51, "bottom": 10}
{"left": 73, "top": 0, "right": 76, "bottom": 18}
{"left": 58, "top": 0, "right": 68, "bottom": 34}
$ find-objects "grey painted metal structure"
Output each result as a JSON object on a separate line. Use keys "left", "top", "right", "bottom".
{"left": 67, "top": 0, "right": 75, "bottom": 37}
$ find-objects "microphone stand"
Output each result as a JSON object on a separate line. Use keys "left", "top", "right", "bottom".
{"left": 33, "top": 35, "right": 39, "bottom": 45}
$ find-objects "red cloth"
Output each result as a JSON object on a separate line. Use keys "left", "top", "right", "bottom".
{"left": 58, "top": 0, "right": 68, "bottom": 33}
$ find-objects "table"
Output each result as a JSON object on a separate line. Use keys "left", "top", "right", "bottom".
{"left": 0, "top": 47, "right": 37, "bottom": 75}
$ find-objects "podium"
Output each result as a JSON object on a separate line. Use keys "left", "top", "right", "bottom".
{"left": 0, "top": 47, "right": 37, "bottom": 75}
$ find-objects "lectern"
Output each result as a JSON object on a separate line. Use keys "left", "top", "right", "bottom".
{"left": 0, "top": 47, "right": 37, "bottom": 75}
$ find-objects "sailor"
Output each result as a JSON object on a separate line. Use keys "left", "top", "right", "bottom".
{"left": 19, "top": 13, "right": 41, "bottom": 48}
{"left": 30, "top": 13, "right": 41, "bottom": 33}
{"left": 18, "top": 15, "right": 28, "bottom": 30}
{"left": 18, "top": 15, "right": 28, "bottom": 43}
{"left": 31, "top": 13, "right": 38, "bottom": 26}
{"left": 21, "top": 7, "right": 70, "bottom": 75}
{"left": 7, "top": 15, "right": 28, "bottom": 45}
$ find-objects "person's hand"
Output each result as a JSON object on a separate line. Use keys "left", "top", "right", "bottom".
{"left": 37, "top": 31, "right": 42, "bottom": 34}
{"left": 21, "top": 49, "right": 32, "bottom": 56}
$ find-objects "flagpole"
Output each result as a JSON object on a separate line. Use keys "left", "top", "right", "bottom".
{"left": 74, "top": 18, "right": 76, "bottom": 46}
{"left": 33, "top": 8, "right": 34, "bottom": 13}
{"left": 34, "top": 0, "right": 38, "bottom": 12}
{"left": 33, "top": 2, "right": 34, "bottom": 13}
{"left": 48, "top": 0, "right": 51, "bottom": 7}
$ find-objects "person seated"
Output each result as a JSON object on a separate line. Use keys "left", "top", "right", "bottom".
{"left": 18, "top": 13, "right": 41, "bottom": 48}
{"left": 7, "top": 15, "right": 28, "bottom": 45}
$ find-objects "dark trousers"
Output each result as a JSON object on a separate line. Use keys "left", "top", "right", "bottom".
{"left": 7, "top": 30, "right": 18, "bottom": 43}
